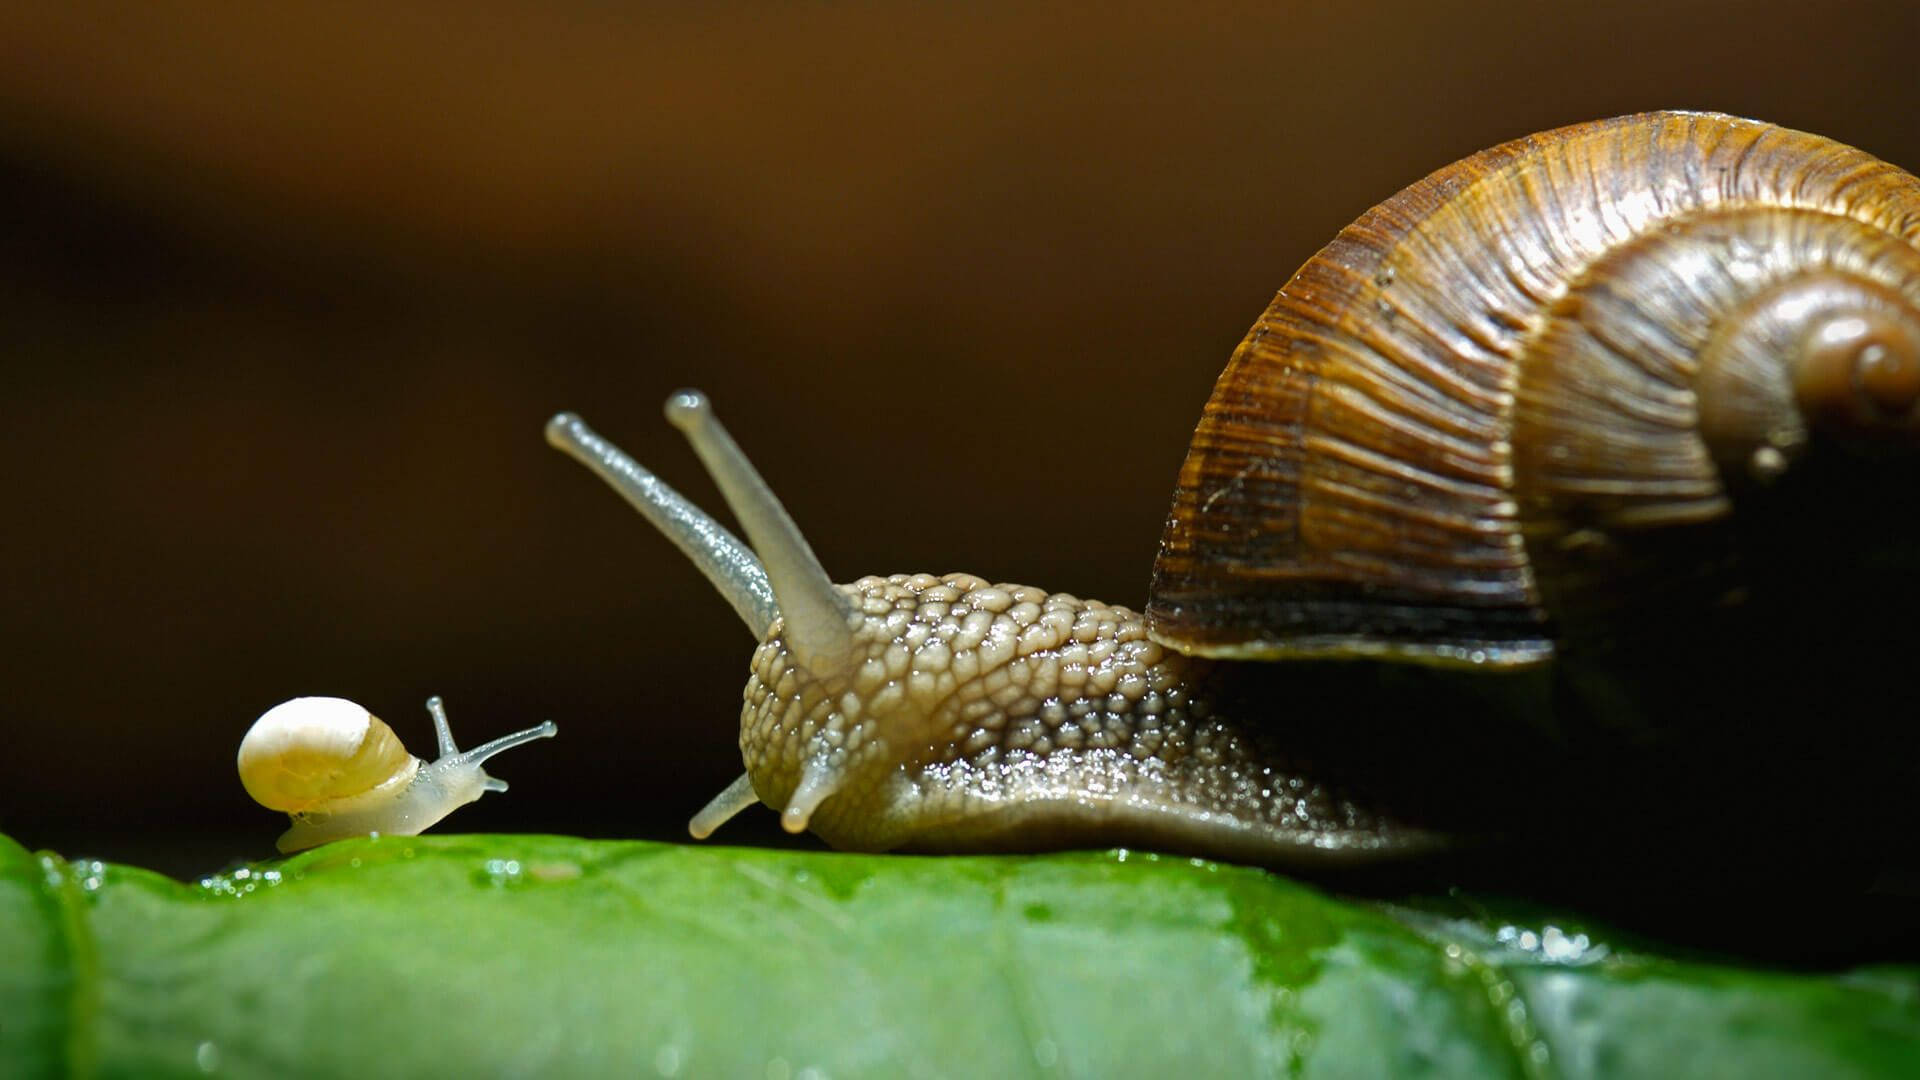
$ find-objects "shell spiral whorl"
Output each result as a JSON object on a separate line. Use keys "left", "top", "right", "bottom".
{"left": 1148, "top": 111, "right": 1920, "bottom": 668}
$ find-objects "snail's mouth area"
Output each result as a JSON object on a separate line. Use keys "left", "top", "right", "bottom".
{"left": 738, "top": 664, "right": 911, "bottom": 838}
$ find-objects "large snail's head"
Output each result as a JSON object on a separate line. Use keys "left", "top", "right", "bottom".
{"left": 546, "top": 394, "right": 882, "bottom": 841}
{"left": 732, "top": 572, "right": 1000, "bottom": 840}
{"left": 546, "top": 395, "right": 1198, "bottom": 851}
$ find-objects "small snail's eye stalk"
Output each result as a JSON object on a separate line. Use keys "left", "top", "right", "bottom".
{"left": 428, "top": 695, "right": 560, "bottom": 793}
{"left": 427, "top": 694, "right": 460, "bottom": 758}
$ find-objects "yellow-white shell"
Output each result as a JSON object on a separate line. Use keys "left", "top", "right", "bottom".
{"left": 236, "top": 696, "right": 421, "bottom": 814}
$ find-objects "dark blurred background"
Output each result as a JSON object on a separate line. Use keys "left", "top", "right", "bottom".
{"left": 3, "top": 1, "right": 1917, "bottom": 880}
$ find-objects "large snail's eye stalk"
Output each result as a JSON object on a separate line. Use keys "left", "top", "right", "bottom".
{"left": 545, "top": 412, "right": 778, "bottom": 634}
{"left": 661, "top": 390, "right": 854, "bottom": 672}
{"left": 665, "top": 390, "right": 859, "bottom": 838}
{"left": 547, "top": 391, "right": 858, "bottom": 840}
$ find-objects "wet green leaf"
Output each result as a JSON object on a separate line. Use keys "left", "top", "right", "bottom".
{"left": 1, "top": 831, "right": 1914, "bottom": 1078}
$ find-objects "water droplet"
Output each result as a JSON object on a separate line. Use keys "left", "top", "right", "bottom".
{"left": 479, "top": 858, "right": 525, "bottom": 887}
{"left": 1497, "top": 922, "right": 1606, "bottom": 965}
{"left": 75, "top": 860, "right": 107, "bottom": 894}
{"left": 1033, "top": 1038, "right": 1059, "bottom": 1068}
{"left": 195, "top": 1040, "right": 220, "bottom": 1074}
{"left": 653, "top": 1045, "right": 682, "bottom": 1077}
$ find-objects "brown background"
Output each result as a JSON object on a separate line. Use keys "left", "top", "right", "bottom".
{"left": 3, "top": 1, "right": 1916, "bottom": 877}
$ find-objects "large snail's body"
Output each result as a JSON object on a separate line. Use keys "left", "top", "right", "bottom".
{"left": 551, "top": 112, "right": 1920, "bottom": 869}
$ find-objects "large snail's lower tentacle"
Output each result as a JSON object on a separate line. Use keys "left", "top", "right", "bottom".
{"left": 688, "top": 773, "right": 758, "bottom": 839}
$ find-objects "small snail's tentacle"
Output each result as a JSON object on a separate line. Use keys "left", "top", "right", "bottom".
{"left": 688, "top": 772, "right": 758, "bottom": 839}
{"left": 664, "top": 390, "right": 855, "bottom": 674}
{"left": 451, "top": 719, "right": 561, "bottom": 767}
{"left": 545, "top": 411, "right": 777, "bottom": 634}
{"left": 424, "top": 694, "right": 559, "bottom": 769}
{"left": 426, "top": 694, "right": 457, "bottom": 758}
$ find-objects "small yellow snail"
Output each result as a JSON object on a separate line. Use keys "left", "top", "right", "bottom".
{"left": 547, "top": 111, "right": 1920, "bottom": 869}
{"left": 238, "top": 696, "right": 557, "bottom": 853}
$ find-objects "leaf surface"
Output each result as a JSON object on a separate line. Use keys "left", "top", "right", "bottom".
{"left": 2, "top": 832, "right": 1914, "bottom": 1078}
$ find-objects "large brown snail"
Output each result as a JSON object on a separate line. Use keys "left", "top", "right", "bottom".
{"left": 548, "top": 111, "right": 1920, "bottom": 871}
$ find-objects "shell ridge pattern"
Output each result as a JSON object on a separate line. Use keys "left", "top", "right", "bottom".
{"left": 1148, "top": 110, "right": 1920, "bottom": 660}
{"left": 1516, "top": 205, "right": 1920, "bottom": 531}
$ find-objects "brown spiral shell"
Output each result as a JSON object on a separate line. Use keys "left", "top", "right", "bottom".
{"left": 1146, "top": 111, "right": 1920, "bottom": 668}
